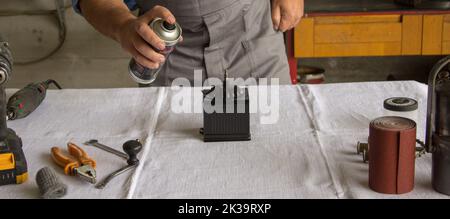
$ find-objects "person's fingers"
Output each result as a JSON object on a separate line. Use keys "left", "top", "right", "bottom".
{"left": 271, "top": 3, "right": 281, "bottom": 31}
{"left": 135, "top": 22, "right": 166, "bottom": 50}
{"left": 290, "top": 7, "right": 304, "bottom": 30}
{"left": 141, "top": 5, "right": 176, "bottom": 24}
{"left": 132, "top": 37, "right": 166, "bottom": 63}
{"left": 128, "top": 47, "right": 160, "bottom": 69}
{"left": 152, "top": 5, "right": 176, "bottom": 23}
{"left": 278, "top": 12, "right": 293, "bottom": 32}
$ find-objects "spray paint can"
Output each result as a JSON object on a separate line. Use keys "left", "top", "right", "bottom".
{"left": 128, "top": 18, "right": 182, "bottom": 85}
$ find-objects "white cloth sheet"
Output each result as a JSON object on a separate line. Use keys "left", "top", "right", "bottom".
{"left": 0, "top": 81, "right": 447, "bottom": 199}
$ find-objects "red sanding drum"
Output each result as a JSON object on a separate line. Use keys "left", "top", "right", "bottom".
{"left": 369, "top": 116, "right": 417, "bottom": 194}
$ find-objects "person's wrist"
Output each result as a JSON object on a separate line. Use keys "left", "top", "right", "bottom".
{"left": 113, "top": 16, "right": 136, "bottom": 43}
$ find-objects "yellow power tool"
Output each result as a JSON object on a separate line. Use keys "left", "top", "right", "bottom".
{"left": 0, "top": 37, "right": 28, "bottom": 185}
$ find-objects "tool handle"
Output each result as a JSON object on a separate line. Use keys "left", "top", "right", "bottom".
{"left": 51, "top": 147, "right": 78, "bottom": 176}
{"left": 67, "top": 142, "right": 96, "bottom": 168}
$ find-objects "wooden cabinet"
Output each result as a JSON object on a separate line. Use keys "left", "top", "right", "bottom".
{"left": 294, "top": 13, "right": 450, "bottom": 58}
{"left": 423, "top": 14, "right": 450, "bottom": 55}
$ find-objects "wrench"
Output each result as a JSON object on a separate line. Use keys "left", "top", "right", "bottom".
{"left": 84, "top": 139, "right": 128, "bottom": 160}
{"left": 94, "top": 140, "right": 142, "bottom": 189}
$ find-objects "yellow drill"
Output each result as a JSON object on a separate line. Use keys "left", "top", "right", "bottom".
{"left": 0, "top": 38, "right": 28, "bottom": 185}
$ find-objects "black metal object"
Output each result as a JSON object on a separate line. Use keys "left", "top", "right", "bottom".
{"left": 201, "top": 82, "right": 251, "bottom": 142}
{"left": 426, "top": 56, "right": 450, "bottom": 195}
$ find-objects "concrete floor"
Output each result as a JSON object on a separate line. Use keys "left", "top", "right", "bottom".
{"left": 1, "top": 0, "right": 136, "bottom": 89}
{"left": 0, "top": 0, "right": 444, "bottom": 89}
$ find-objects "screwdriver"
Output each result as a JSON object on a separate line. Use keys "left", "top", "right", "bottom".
{"left": 6, "top": 79, "right": 62, "bottom": 120}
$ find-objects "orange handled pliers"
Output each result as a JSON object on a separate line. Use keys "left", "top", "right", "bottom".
{"left": 51, "top": 142, "right": 97, "bottom": 184}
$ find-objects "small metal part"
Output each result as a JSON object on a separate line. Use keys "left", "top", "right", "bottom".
{"left": 362, "top": 149, "right": 369, "bottom": 163}
{"left": 75, "top": 165, "right": 96, "bottom": 184}
{"left": 0, "top": 69, "right": 6, "bottom": 85}
{"left": 6, "top": 111, "right": 14, "bottom": 121}
{"left": 357, "top": 142, "right": 369, "bottom": 163}
{"left": 84, "top": 139, "right": 128, "bottom": 160}
{"left": 358, "top": 139, "right": 427, "bottom": 162}
{"left": 0, "top": 40, "right": 13, "bottom": 85}
{"left": 95, "top": 165, "right": 136, "bottom": 189}
{"left": 357, "top": 142, "right": 369, "bottom": 155}
{"left": 415, "top": 146, "right": 427, "bottom": 158}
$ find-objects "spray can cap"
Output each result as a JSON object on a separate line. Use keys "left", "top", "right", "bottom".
{"left": 150, "top": 18, "right": 182, "bottom": 45}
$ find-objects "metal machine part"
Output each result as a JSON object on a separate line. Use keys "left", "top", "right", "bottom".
{"left": 128, "top": 18, "right": 182, "bottom": 84}
{"left": 86, "top": 140, "right": 142, "bottom": 189}
{"left": 84, "top": 140, "right": 128, "bottom": 160}
{"left": 357, "top": 140, "right": 427, "bottom": 163}
{"left": 384, "top": 97, "right": 418, "bottom": 114}
{"left": 201, "top": 78, "right": 251, "bottom": 142}
{"left": 426, "top": 55, "right": 450, "bottom": 195}
{"left": 357, "top": 142, "right": 369, "bottom": 163}
{"left": 0, "top": 39, "right": 12, "bottom": 85}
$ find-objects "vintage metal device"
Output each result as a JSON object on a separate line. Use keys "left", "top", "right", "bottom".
{"left": 426, "top": 56, "right": 450, "bottom": 195}
{"left": 200, "top": 79, "right": 251, "bottom": 142}
{"left": 0, "top": 37, "right": 28, "bottom": 186}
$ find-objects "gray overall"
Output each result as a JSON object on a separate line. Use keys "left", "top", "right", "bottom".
{"left": 136, "top": 0, "right": 290, "bottom": 86}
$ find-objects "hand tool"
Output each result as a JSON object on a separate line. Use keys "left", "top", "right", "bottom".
{"left": 128, "top": 18, "right": 182, "bottom": 84}
{"left": 6, "top": 79, "right": 62, "bottom": 121}
{"left": 51, "top": 142, "right": 96, "bottom": 184}
{"left": 36, "top": 167, "right": 67, "bottom": 199}
{"left": 0, "top": 38, "right": 28, "bottom": 186}
{"left": 84, "top": 139, "right": 128, "bottom": 160}
{"left": 88, "top": 140, "right": 142, "bottom": 189}
{"left": 425, "top": 55, "right": 450, "bottom": 195}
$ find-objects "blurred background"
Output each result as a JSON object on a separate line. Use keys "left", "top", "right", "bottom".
{"left": 0, "top": 0, "right": 447, "bottom": 88}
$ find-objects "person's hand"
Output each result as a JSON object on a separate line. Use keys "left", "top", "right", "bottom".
{"left": 271, "top": 0, "right": 304, "bottom": 32}
{"left": 116, "top": 5, "right": 176, "bottom": 69}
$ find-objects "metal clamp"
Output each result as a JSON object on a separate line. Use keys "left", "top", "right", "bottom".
{"left": 356, "top": 140, "right": 427, "bottom": 163}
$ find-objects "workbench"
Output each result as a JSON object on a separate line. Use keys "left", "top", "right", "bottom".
{"left": 0, "top": 81, "right": 448, "bottom": 199}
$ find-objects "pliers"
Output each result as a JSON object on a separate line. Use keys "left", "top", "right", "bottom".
{"left": 51, "top": 142, "right": 97, "bottom": 184}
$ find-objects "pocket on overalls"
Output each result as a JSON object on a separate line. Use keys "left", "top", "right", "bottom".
{"left": 203, "top": 0, "right": 253, "bottom": 80}
{"left": 243, "top": 33, "right": 289, "bottom": 80}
